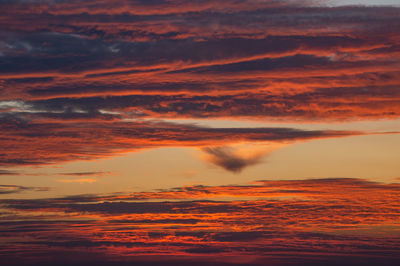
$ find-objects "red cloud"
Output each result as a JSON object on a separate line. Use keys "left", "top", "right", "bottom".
{"left": 1, "top": 178, "right": 400, "bottom": 265}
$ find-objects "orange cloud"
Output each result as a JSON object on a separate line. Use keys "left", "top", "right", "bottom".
{"left": 0, "top": 118, "right": 361, "bottom": 166}
{"left": 57, "top": 178, "right": 97, "bottom": 184}
{"left": 1, "top": 1, "right": 400, "bottom": 265}
{"left": 1, "top": 178, "right": 399, "bottom": 265}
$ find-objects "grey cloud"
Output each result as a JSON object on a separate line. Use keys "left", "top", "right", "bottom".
{"left": 59, "top": 171, "right": 111, "bottom": 176}
{"left": 202, "top": 146, "right": 266, "bottom": 173}
{"left": 0, "top": 169, "right": 21, "bottom": 175}
{"left": 0, "top": 184, "right": 49, "bottom": 194}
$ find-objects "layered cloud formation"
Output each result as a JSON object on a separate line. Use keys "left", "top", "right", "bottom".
{"left": 1, "top": 0, "right": 400, "bottom": 119}
{"left": 1, "top": 178, "right": 400, "bottom": 265}
{"left": 0, "top": 2, "right": 399, "bottom": 265}
{"left": 0, "top": 115, "right": 361, "bottom": 166}
{"left": 1, "top": 0, "right": 399, "bottom": 167}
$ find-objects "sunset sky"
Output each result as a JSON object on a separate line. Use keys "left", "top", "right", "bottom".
{"left": 0, "top": 1, "right": 400, "bottom": 265}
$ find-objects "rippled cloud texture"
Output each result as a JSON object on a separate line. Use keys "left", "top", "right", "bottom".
{"left": 1, "top": 0, "right": 399, "bottom": 167}
{"left": 1, "top": 0, "right": 400, "bottom": 265}
{"left": 2, "top": 0, "right": 400, "bottom": 122}
{"left": 1, "top": 178, "right": 400, "bottom": 265}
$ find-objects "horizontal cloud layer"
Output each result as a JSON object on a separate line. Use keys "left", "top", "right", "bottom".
{"left": 0, "top": 114, "right": 362, "bottom": 166}
{"left": 0, "top": 2, "right": 399, "bottom": 265}
{"left": 0, "top": 184, "right": 49, "bottom": 195}
{"left": 1, "top": 178, "right": 399, "bottom": 265}
{"left": 0, "top": 0, "right": 399, "bottom": 121}
{"left": 0, "top": 0, "right": 399, "bottom": 167}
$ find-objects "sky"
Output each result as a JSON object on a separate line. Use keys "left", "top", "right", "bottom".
{"left": 0, "top": 0, "right": 400, "bottom": 265}
{"left": 329, "top": 0, "right": 400, "bottom": 6}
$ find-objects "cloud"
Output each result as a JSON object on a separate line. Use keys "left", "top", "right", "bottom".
{"left": 56, "top": 178, "right": 97, "bottom": 184}
{"left": 0, "top": 0, "right": 399, "bottom": 265}
{"left": 0, "top": 2, "right": 399, "bottom": 122}
{"left": 1, "top": 178, "right": 400, "bottom": 265}
{"left": 3, "top": 177, "right": 400, "bottom": 212}
{"left": 0, "top": 184, "right": 49, "bottom": 194}
{"left": 58, "top": 171, "right": 111, "bottom": 177}
{"left": 202, "top": 144, "right": 275, "bottom": 172}
{"left": 55, "top": 172, "right": 108, "bottom": 184}
{"left": 0, "top": 169, "right": 21, "bottom": 175}
{"left": 0, "top": 116, "right": 361, "bottom": 166}
{"left": 0, "top": 0, "right": 398, "bottom": 169}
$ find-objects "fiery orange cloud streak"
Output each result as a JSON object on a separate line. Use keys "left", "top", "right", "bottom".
{"left": 0, "top": 118, "right": 362, "bottom": 166}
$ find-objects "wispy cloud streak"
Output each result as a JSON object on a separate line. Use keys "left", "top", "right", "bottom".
{"left": 0, "top": 0, "right": 399, "bottom": 166}
{"left": 0, "top": 117, "right": 361, "bottom": 166}
{"left": 0, "top": 0, "right": 399, "bottom": 122}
